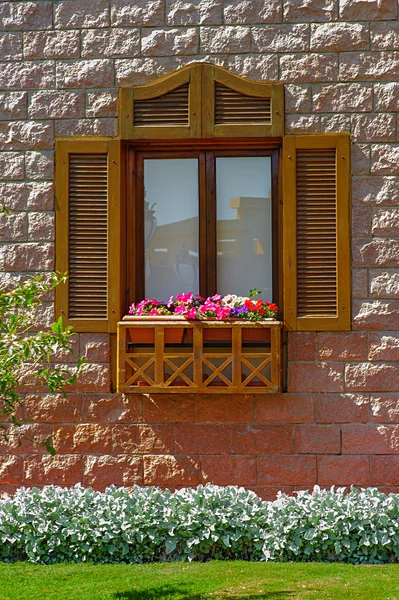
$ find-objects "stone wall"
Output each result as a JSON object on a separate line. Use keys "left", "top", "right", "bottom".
{"left": 0, "top": 0, "right": 399, "bottom": 498}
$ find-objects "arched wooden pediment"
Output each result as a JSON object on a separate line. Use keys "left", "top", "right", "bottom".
{"left": 119, "top": 63, "right": 284, "bottom": 139}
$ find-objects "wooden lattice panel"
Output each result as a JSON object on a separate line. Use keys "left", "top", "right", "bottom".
{"left": 117, "top": 319, "right": 282, "bottom": 394}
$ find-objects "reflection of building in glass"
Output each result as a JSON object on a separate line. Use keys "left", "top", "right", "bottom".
{"left": 146, "top": 195, "right": 272, "bottom": 301}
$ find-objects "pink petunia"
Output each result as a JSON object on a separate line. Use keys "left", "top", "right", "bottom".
{"left": 186, "top": 307, "right": 197, "bottom": 319}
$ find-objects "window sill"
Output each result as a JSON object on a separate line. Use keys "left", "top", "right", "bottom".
{"left": 117, "top": 317, "right": 282, "bottom": 394}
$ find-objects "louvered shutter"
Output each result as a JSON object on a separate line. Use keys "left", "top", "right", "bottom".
{"left": 55, "top": 139, "right": 121, "bottom": 332}
{"left": 119, "top": 65, "right": 201, "bottom": 139}
{"left": 202, "top": 65, "right": 283, "bottom": 138}
{"left": 283, "top": 134, "right": 351, "bottom": 331}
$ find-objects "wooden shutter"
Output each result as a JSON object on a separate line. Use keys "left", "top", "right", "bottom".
{"left": 55, "top": 139, "right": 121, "bottom": 332}
{"left": 202, "top": 64, "right": 283, "bottom": 138}
{"left": 119, "top": 65, "right": 201, "bottom": 139}
{"left": 283, "top": 134, "right": 351, "bottom": 331}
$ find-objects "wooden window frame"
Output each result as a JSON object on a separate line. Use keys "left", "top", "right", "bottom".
{"left": 125, "top": 140, "right": 281, "bottom": 314}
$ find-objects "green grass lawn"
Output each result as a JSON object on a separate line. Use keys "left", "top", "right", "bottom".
{"left": 0, "top": 561, "right": 398, "bottom": 600}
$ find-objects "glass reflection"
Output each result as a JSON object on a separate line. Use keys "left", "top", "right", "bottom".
{"left": 216, "top": 157, "right": 273, "bottom": 300}
{"left": 144, "top": 158, "right": 199, "bottom": 301}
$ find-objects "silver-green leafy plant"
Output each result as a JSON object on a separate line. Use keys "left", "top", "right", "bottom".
{"left": 0, "top": 273, "right": 82, "bottom": 453}
{"left": 0, "top": 485, "right": 398, "bottom": 564}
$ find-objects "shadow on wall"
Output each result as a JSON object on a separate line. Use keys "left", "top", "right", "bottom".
{"left": 114, "top": 584, "right": 295, "bottom": 599}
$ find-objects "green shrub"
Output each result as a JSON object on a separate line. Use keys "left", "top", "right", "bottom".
{"left": 0, "top": 485, "right": 398, "bottom": 564}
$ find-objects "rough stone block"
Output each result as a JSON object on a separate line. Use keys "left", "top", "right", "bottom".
{"left": 369, "top": 333, "right": 399, "bottom": 361}
{"left": 284, "top": 84, "right": 311, "bottom": 113}
{"left": 315, "top": 393, "right": 370, "bottom": 423}
{"left": 280, "top": 53, "right": 338, "bottom": 82}
{"left": 257, "top": 455, "right": 317, "bottom": 485}
{"left": 28, "top": 90, "right": 85, "bottom": 120}
{"left": 374, "top": 83, "right": 399, "bottom": 112}
{"left": 352, "top": 206, "right": 371, "bottom": 237}
{"left": 200, "top": 26, "right": 251, "bottom": 53}
{"left": 54, "top": 0, "right": 109, "bottom": 29}
{"left": 255, "top": 393, "right": 315, "bottom": 424}
{"left": 0, "top": 424, "right": 52, "bottom": 455}
{"left": 53, "top": 424, "right": 113, "bottom": 454}
{"left": 372, "top": 207, "right": 399, "bottom": 236}
{"left": 142, "top": 27, "right": 199, "bottom": 56}
{"left": 143, "top": 395, "right": 195, "bottom": 423}
{"left": 287, "top": 332, "right": 317, "bottom": 361}
{"left": 115, "top": 57, "right": 180, "bottom": 86}
{"left": 252, "top": 24, "right": 309, "bottom": 53}
{"left": 225, "top": 0, "right": 282, "bottom": 23}
{"left": 340, "top": 0, "right": 397, "bottom": 21}
{"left": 80, "top": 333, "right": 110, "bottom": 362}
{"left": 0, "top": 92, "right": 26, "bottom": 120}
{"left": 0, "top": 2, "right": 52, "bottom": 31}
{"left": 0, "top": 33, "right": 22, "bottom": 60}
{"left": 56, "top": 60, "right": 114, "bottom": 89}
{"left": 196, "top": 395, "right": 252, "bottom": 423}
{"left": 352, "top": 299, "right": 399, "bottom": 330}
{"left": 23, "top": 455, "right": 83, "bottom": 486}
{"left": 0, "top": 152, "right": 24, "bottom": 181}
{"left": 345, "top": 363, "right": 399, "bottom": 392}
{"left": 82, "top": 28, "right": 140, "bottom": 58}
{"left": 320, "top": 114, "right": 351, "bottom": 133}
{"left": 370, "top": 270, "right": 399, "bottom": 298}
{"left": 0, "top": 212, "right": 27, "bottom": 242}
{"left": 318, "top": 455, "right": 370, "bottom": 485}
{"left": 352, "top": 144, "right": 370, "bottom": 176}
{"left": 175, "top": 424, "right": 230, "bottom": 454}
{"left": 83, "top": 393, "right": 142, "bottom": 423}
{"left": 288, "top": 363, "right": 344, "bottom": 393}
{"left": 0, "top": 182, "right": 53, "bottom": 211}
{"left": 342, "top": 423, "right": 399, "bottom": 453}
{"left": 0, "top": 121, "right": 53, "bottom": 151}
{"left": 0, "top": 242, "right": 54, "bottom": 271}
{"left": 294, "top": 424, "right": 340, "bottom": 453}
{"left": 25, "top": 150, "right": 53, "bottom": 180}
{"left": 313, "top": 83, "right": 373, "bottom": 112}
{"left": 0, "top": 61, "right": 54, "bottom": 90}
{"left": 231, "top": 424, "right": 293, "bottom": 454}
{"left": 0, "top": 457, "right": 23, "bottom": 485}
{"left": 69, "top": 363, "right": 111, "bottom": 393}
{"left": 317, "top": 332, "right": 368, "bottom": 361}
{"left": 111, "top": 0, "right": 164, "bottom": 26}
{"left": 340, "top": 52, "right": 399, "bottom": 82}
{"left": 54, "top": 118, "right": 117, "bottom": 137}
{"left": 86, "top": 90, "right": 118, "bottom": 117}
{"left": 311, "top": 22, "right": 369, "bottom": 51}
{"left": 23, "top": 31, "right": 80, "bottom": 59}
{"left": 352, "top": 238, "right": 399, "bottom": 267}
{"left": 283, "top": 0, "right": 337, "bottom": 22}
{"left": 202, "top": 455, "right": 257, "bottom": 486}
{"left": 352, "top": 176, "right": 399, "bottom": 205}
{"left": 370, "top": 394, "right": 399, "bottom": 422}
{"left": 113, "top": 424, "right": 175, "bottom": 454}
{"left": 351, "top": 113, "right": 396, "bottom": 143}
{"left": 352, "top": 268, "right": 368, "bottom": 298}
{"left": 25, "top": 393, "right": 82, "bottom": 423}
{"left": 227, "top": 54, "right": 278, "bottom": 81}
{"left": 286, "top": 115, "right": 321, "bottom": 134}
{"left": 83, "top": 456, "right": 142, "bottom": 488}
{"left": 370, "top": 456, "right": 399, "bottom": 485}
{"left": 27, "top": 212, "right": 54, "bottom": 241}
{"left": 144, "top": 455, "right": 200, "bottom": 486}
{"left": 371, "top": 22, "right": 399, "bottom": 50}
{"left": 167, "top": 0, "right": 222, "bottom": 25}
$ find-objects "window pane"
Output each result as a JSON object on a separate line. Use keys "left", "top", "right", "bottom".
{"left": 144, "top": 158, "right": 199, "bottom": 301}
{"left": 216, "top": 157, "right": 273, "bottom": 300}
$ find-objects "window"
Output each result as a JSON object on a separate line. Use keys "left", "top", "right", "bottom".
{"left": 127, "top": 148, "right": 279, "bottom": 308}
{"left": 55, "top": 62, "right": 351, "bottom": 335}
